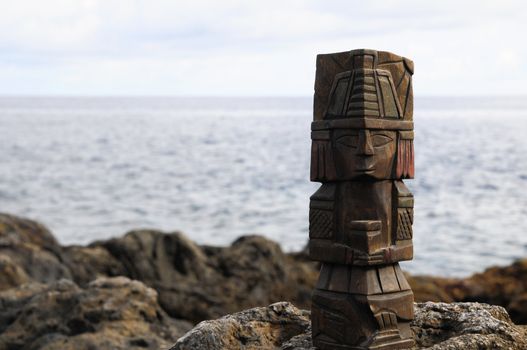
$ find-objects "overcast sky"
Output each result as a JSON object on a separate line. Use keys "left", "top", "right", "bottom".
{"left": 0, "top": 0, "right": 525, "bottom": 96}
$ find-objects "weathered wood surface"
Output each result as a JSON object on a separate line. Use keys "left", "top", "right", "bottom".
{"left": 309, "top": 49, "right": 416, "bottom": 349}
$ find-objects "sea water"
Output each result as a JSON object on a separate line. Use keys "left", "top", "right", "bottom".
{"left": 0, "top": 96, "right": 526, "bottom": 276}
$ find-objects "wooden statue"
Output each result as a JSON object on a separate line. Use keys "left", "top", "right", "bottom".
{"left": 309, "top": 49, "right": 415, "bottom": 349}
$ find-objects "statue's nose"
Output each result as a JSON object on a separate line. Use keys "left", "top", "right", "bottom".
{"left": 357, "top": 130, "right": 374, "bottom": 156}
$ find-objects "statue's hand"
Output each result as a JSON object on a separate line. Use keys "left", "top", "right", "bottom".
{"left": 354, "top": 249, "right": 385, "bottom": 265}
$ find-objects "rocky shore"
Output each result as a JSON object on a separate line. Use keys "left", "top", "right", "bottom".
{"left": 171, "top": 302, "right": 527, "bottom": 350}
{"left": 1, "top": 212, "right": 526, "bottom": 349}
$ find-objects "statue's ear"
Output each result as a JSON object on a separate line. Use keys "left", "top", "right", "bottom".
{"left": 311, "top": 130, "right": 336, "bottom": 182}
{"left": 395, "top": 131, "right": 414, "bottom": 179}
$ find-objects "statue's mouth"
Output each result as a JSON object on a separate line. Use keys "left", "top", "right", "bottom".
{"left": 356, "top": 168, "right": 375, "bottom": 173}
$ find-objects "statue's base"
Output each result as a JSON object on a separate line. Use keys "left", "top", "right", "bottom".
{"left": 314, "top": 338, "right": 414, "bottom": 350}
{"left": 312, "top": 286, "right": 414, "bottom": 350}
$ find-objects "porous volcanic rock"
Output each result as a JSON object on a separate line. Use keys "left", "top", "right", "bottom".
{"left": 412, "top": 302, "right": 527, "bottom": 349}
{"left": 170, "top": 302, "right": 527, "bottom": 350}
{"left": 61, "top": 245, "right": 127, "bottom": 285}
{"left": 409, "top": 260, "right": 527, "bottom": 324}
{"left": 0, "top": 254, "right": 30, "bottom": 290}
{"left": 0, "top": 277, "right": 192, "bottom": 350}
{"left": 3, "top": 212, "right": 527, "bottom": 326}
{"left": 0, "top": 213, "right": 71, "bottom": 290}
{"left": 170, "top": 302, "right": 311, "bottom": 350}
{"left": 96, "top": 232, "right": 318, "bottom": 322}
{"left": 407, "top": 274, "right": 461, "bottom": 303}
{"left": 456, "top": 259, "right": 527, "bottom": 324}
{"left": 0, "top": 213, "right": 318, "bottom": 323}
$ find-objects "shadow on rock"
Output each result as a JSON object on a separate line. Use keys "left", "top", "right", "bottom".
{"left": 170, "top": 302, "right": 527, "bottom": 350}
{"left": 0, "top": 277, "right": 192, "bottom": 350}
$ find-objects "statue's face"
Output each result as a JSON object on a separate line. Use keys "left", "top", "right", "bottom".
{"left": 333, "top": 129, "right": 397, "bottom": 180}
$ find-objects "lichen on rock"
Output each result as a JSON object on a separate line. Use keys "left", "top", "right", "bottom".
{"left": 412, "top": 302, "right": 527, "bottom": 349}
{"left": 170, "top": 302, "right": 527, "bottom": 350}
{"left": 0, "top": 277, "right": 192, "bottom": 350}
{"left": 170, "top": 302, "right": 311, "bottom": 350}
{"left": 2, "top": 213, "right": 527, "bottom": 349}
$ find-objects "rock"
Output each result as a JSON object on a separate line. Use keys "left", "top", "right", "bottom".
{"left": 3, "top": 212, "right": 527, "bottom": 327}
{"left": 0, "top": 214, "right": 318, "bottom": 324}
{"left": 0, "top": 254, "right": 30, "bottom": 290}
{"left": 408, "top": 274, "right": 465, "bottom": 303}
{"left": 458, "top": 259, "right": 527, "bottom": 325}
{"left": 0, "top": 282, "right": 49, "bottom": 334}
{"left": 281, "top": 333, "right": 316, "bottom": 350}
{"left": 171, "top": 302, "right": 527, "bottom": 350}
{"left": 170, "top": 302, "right": 311, "bottom": 350}
{"left": 96, "top": 229, "right": 222, "bottom": 322}
{"left": 412, "top": 302, "right": 527, "bottom": 349}
{"left": 96, "top": 232, "right": 318, "bottom": 322}
{"left": 0, "top": 213, "right": 60, "bottom": 249}
{"left": 207, "top": 235, "right": 316, "bottom": 316}
{"left": 0, "top": 213, "right": 129, "bottom": 291}
{"left": 509, "top": 294, "right": 527, "bottom": 325}
{"left": 410, "top": 259, "right": 527, "bottom": 324}
{"left": 61, "top": 245, "right": 127, "bottom": 285}
{"left": 0, "top": 213, "right": 71, "bottom": 289}
{"left": 0, "top": 277, "right": 192, "bottom": 350}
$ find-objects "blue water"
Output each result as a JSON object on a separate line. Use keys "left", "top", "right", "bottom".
{"left": 0, "top": 96, "right": 526, "bottom": 276}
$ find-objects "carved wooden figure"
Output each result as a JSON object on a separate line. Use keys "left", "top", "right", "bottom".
{"left": 309, "top": 49, "right": 415, "bottom": 349}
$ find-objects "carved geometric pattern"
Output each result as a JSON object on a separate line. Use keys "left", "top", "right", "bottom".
{"left": 375, "top": 311, "right": 398, "bottom": 331}
{"left": 397, "top": 208, "right": 413, "bottom": 240}
{"left": 309, "top": 209, "right": 333, "bottom": 239}
{"left": 311, "top": 49, "right": 416, "bottom": 349}
{"left": 346, "top": 70, "right": 381, "bottom": 117}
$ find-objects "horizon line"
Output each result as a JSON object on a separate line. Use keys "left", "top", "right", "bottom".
{"left": 0, "top": 94, "right": 526, "bottom": 99}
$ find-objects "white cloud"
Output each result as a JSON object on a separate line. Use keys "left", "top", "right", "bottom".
{"left": 0, "top": 0, "right": 525, "bottom": 95}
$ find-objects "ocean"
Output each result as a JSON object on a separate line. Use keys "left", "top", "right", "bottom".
{"left": 0, "top": 96, "right": 526, "bottom": 277}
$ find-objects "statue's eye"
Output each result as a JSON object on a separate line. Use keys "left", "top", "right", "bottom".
{"left": 372, "top": 134, "right": 393, "bottom": 147}
{"left": 336, "top": 135, "right": 358, "bottom": 148}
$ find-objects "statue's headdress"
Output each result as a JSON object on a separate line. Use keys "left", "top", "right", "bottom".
{"left": 311, "top": 49, "right": 414, "bottom": 180}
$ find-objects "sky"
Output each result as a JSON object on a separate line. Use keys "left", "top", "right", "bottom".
{"left": 0, "top": 0, "right": 525, "bottom": 96}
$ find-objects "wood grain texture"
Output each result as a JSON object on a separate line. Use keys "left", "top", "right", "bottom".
{"left": 309, "top": 49, "right": 416, "bottom": 349}
{"left": 314, "top": 49, "right": 413, "bottom": 121}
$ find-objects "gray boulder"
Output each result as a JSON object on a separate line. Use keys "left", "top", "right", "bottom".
{"left": 171, "top": 301, "right": 527, "bottom": 350}
{"left": 413, "top": 302, "right": 527, "bottom": 349}
{"left": 171, "top": 302, "right": 310, "bottom": 350}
